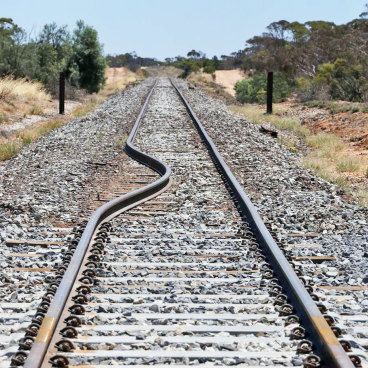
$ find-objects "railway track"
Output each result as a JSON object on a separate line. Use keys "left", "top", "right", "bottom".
{"left": 3, "top": 78, "right": 367, "bottom": 367}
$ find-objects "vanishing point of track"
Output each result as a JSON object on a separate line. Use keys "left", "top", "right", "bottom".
{"left": 8, "top": 78, "right": 363, "bottom": 368}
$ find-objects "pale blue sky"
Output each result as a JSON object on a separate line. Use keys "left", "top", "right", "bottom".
{"left": 1, "top": 0, "right": 366, "bottom": 60}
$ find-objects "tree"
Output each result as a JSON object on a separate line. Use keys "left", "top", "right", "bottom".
{"left": 72, "top": 20, "right": 106, "bottom": 93}
{"left": 187, "top": 49, "right": 200, "bottom": 59}
{"left": 359, "top": 3, "right": 368, "bottom": 18}
{"left": 105, "top": 52, "right": 159, "bottom": 70}
{"left": 244, "top": 20, "right": 294, "bottom": 75}
{"left": 35, "top": 23, "right": 73, "bottom": 89}
{"left": 0, "top": 18, "right": 28, "bottom": 77}
{"left": 212, "top": 55, "right": 222, "bottom": 70}
{"left": 187, "top": 49, "right": 206, "bottom": 60}
{"left": 286, "top": 21, "right": 310, "bottom": 43}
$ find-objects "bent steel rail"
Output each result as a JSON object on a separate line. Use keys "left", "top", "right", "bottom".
{"left": 24, "top": 81, "right": 171, "bottom": 368}
{"left": 170, "top": 78, "right": 354, "bottom": 368}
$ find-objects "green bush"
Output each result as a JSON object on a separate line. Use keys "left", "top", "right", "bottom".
{"left": 296, "top": 77, "right": 317, "bottom": 102}
{"left": 203, "top": 64, "right": 216, "bottom": 74}
{"left": 256, "top": 88, "right": 266, "bottom": 103}
{"left": 310, "top": 58, "right": 368, "bottom": 102}
{"left": 177, "top": 59, "right": 201, "bottom": 78}
{"left": 235, "top": 72, "right": 292, "bottom": 104}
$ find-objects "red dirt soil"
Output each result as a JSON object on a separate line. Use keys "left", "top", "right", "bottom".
{"left": 310, "top": 112, "right": 368, "bottom": 150}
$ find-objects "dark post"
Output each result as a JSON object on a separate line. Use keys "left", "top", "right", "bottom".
{"left": 266, "top": 71, "right": 273, "bottom": 114}
{"left": 59, "top": 72, "right": 65, "bottom": 115}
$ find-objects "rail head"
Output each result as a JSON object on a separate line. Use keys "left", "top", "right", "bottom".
{"left": 170, "top": 78, "right": 355, "bottom": 368}
{"left": 23, "top": 80, "right": 171, "bottom": 368}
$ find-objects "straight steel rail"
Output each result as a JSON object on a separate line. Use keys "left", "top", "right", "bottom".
{"left": 24, "top": 81, "right": 172, "bottom": 368}
{"left": 170, "top": 78, "right": 355, "bottom": 368}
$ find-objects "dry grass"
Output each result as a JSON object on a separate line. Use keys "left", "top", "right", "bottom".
{"left": 0, "top": 141, "right": 21, "bottom": 161}
{"left": 306, "top": 134, "right": 344, "bottom": 156}
{"left": 72, "top": 95, "right": 103, "bottom": 118}
{"left": 17, "top": 119, "right": 65, "bottom": 145}
{"left": 231, "top": 104, "right": 310, "bottom": 138}
{"left": 101, "top": 67, "right": 143, "bottom": 98}
{"left": 0, "top": 76, "right": 50, "bottom": 102}
{"left": 0, "top": 113, "right": 9, "bottom": 124}
{"left": 355, "top": 189, "right": 368, "bottom": 206}
{"left": 302, "top": 153, "right": 347, "bottom": 183}
{"left": 232, "top": 103, "right": 368, "bottom": 205}
{"left": 0, "top": 119, "right": 65, "bottom": 161}
{"left": 302, "top": 141, "right": 367, "bottom": 204}
{"left": 336, "top": 156, "right": 361, "bottom": 173}
{"left": 0, "top": 67, "right": 145, "bottom": 162}
{"left": 29, "top": 105, "right": 44, "bottom": 115}
{"left": 187, "top": 72, "right": 215, "bottom": 85}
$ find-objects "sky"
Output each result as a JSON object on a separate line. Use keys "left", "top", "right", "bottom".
{"left": 1, "top": 0, "right": 367, "bottom": 60}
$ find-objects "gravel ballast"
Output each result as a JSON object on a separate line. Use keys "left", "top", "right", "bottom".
{"left": 0, "top": 79, "right": 154, "bottom": 364}
{"left": 176, "top": 78, "right": 368, "bottom": 362}
{"left": 61, "top": 78, "right": 305, "bottom": 367}
{"left": 0, "top": 77, "right": 367, "bottom": 365}
{"left": 177, "top": 79, "right": 368, "bottom": 287}
{"left": 0, "top": 79, "right": 154, "bottom": 227}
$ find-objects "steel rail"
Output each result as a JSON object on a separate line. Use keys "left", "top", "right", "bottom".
{"left": 170, "top": 78, "right": 355, "bottom": 368}
{"left": 24, "top": 81, "right": 172, "bottom": 368}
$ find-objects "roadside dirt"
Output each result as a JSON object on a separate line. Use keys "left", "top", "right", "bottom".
{"left": 0, "top": 100, "right": 81, "bottom": 139}
{"left": 104, "top": 67, "right": 141, "bottom": 92}
{"left": 274, "top": 101, "right": 368, "bottom": 201}
{"left": 276, "top": 102, "right": 368, "bottom": 153}
{"left": 214, "top": 69, "right": 245, "bottom": 97}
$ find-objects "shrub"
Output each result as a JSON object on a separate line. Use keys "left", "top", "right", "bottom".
{"left": 234, "top": 79, "right": 251, "bottom": 103}
{"left": 295, "top": 77, "right": 329, "bottom": 102}
{"left": 310, "top": 58, "right": 368, "bottom": 102}
{"left": 177, "top": 59, "right": 201, "bottom": 78}
{"left": 235, "top": 72, "right": 293, "bottom": 104}
{"left": 203, "top": 64, "right": 216, "bottom": 74}
{"left": 256, "top": 88, "right": 266, "bottom": 103}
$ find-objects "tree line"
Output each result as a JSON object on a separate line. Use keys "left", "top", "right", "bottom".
{"left": 160, "top": 4, "right": 368, "bottom": 104}
{"left": 105, "top": 49, "right": 241, "bottom": 78}
{"left": 0, "top": 18, "right": 106, "bottom": 94}
{"left": 235, "top": 11, "right": 368, "bottom": 103}
{"left": 105, "top": 52, "right": 159, "bottom": 71}
{"left": 4, "top": 3, "right": 368, "bottom": 104}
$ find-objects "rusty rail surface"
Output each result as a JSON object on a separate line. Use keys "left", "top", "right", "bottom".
{"left": 24, "top": 81, "right": 172, "bottom": 368}
{"left": 170, "top": 78, "right": 355, "bottom": 368}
